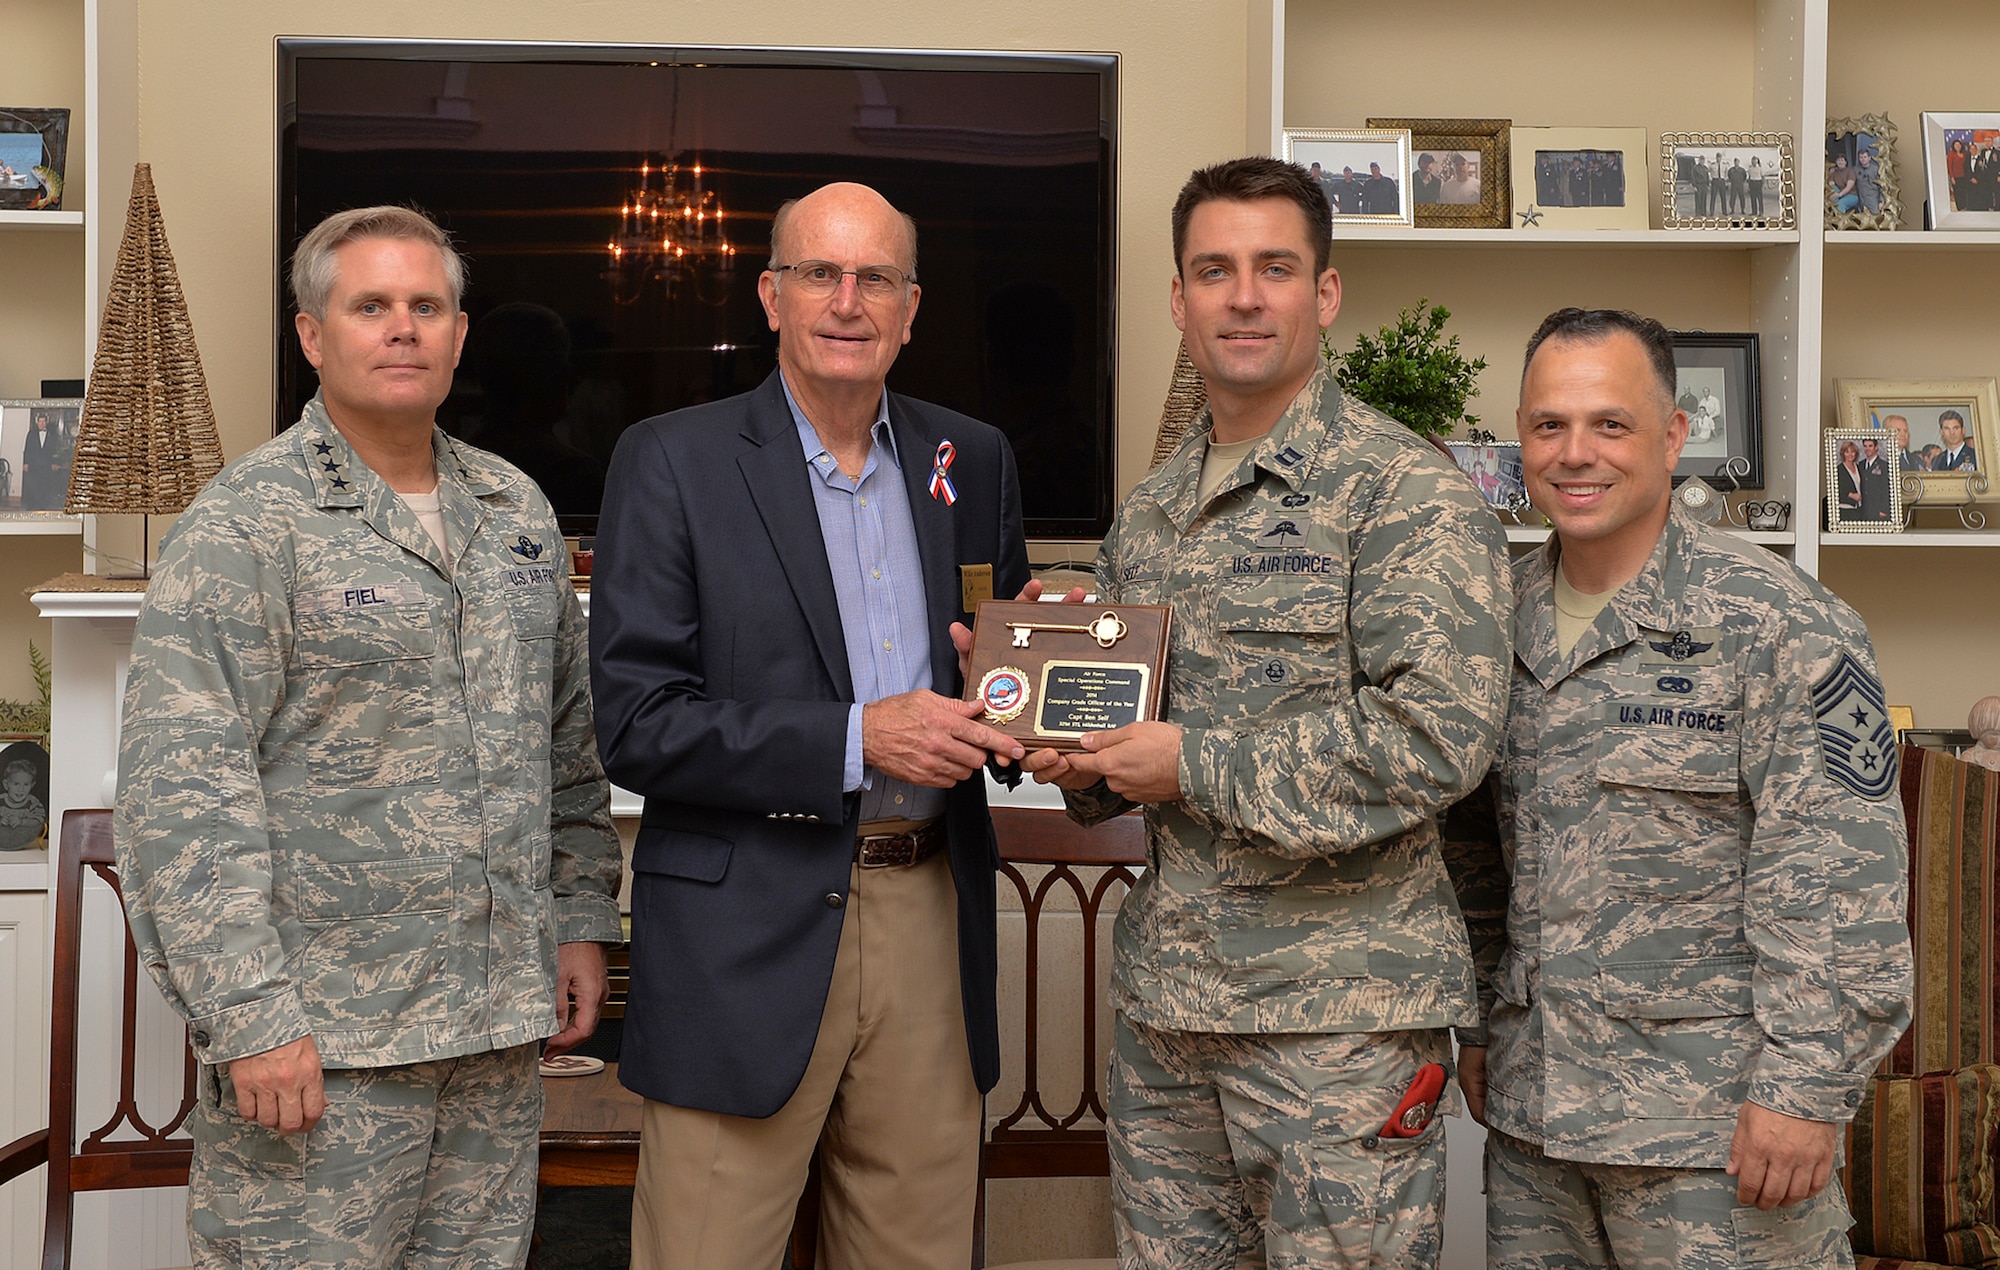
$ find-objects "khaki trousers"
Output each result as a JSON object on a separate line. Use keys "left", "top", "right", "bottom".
{"left": 630, "top": 848, "right": 982, "bottom": 1270}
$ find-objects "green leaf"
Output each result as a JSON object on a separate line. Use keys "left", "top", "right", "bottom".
{"left": 1326, "top": 298, "right": 1488, "bottom": 439}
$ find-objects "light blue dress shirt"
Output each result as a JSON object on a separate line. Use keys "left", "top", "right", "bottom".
{"left": 783, "top": 374, "right": 945, "bottom": 824}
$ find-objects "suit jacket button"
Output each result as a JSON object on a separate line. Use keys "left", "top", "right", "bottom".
{"left": 807, "top": 815, "right": 819, "bottom": 823}
{"left": 192, "top": 1030, "right": 211, "bottom": 1047}
{"left": 825, "top": 893, "right": 845, "bottom": 909}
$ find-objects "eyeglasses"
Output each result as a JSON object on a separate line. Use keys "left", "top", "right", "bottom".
{"left": 771, "top": 260, "right": 915, "bottom": 300}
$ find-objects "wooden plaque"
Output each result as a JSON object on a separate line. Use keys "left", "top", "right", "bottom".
{"left": 962, "top": 600, "right": 1171, "bottom": 753}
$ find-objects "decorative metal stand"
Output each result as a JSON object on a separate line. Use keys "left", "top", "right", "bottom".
{"left": 1900, "top": 472, "right": 1988, "bottom": 531}
{"left": 1707, "top": 456, "right": 1792, "bottom": 532}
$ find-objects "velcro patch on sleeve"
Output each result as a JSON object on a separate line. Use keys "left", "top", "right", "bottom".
{"left": 1810, "top": 650, "right": 1897, "bottom": 801}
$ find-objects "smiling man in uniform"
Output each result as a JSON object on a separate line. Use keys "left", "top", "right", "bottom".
{"left": 1028, "top": 155, "right": 1511, "bottom": 1268}
{"left": 1457, "top": 307, "right": 1912, "bottom": 1269}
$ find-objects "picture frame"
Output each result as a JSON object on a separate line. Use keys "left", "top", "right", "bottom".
{"left": 0, "top": 107, "right": 70, "bottom": 211}
{"left": 1444, "top": 440, "right": 1529, "bottom": 511}
{"left": 1283, "top": 128, "right": 1414, "bottom": 227}
{"left": 1920, "top": 112, "right": 2000, "bottom": 230}
{"left": 1364, "top": 117, "right": 1510, "bottom": 228}
{"left": 1826, "top": 114, "right": 1902, "bottom": 231}
{"left": 1661, "top": 132, "right": 1794, "bottom": 229}
{"left": 1899, "top": 727, "right": 1975, "bottom": 755}
{"left": 0, "top": 735, "right": 50, "bottom": 854}
{"left": 0, "top": 398, "right": 81, "bottom": 514}
{"left": 1670, "top": 332, "right": 1762, "bottom": 488}
{"left": 1824, "top": 428, "right": 1903, "bottom": 533}
{"left": 1835, "top": 377, "right": 1999, "bottom": 505}
{"left": 1508, "top": 127, "right": 1647, "bottom": 230}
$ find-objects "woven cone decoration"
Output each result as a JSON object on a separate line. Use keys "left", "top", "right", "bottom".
{"left": 1149, "top": 338, "right": 1208, "bottom": 469}
{"left": 67, "top": 162, "right": 224, "bottom": 513}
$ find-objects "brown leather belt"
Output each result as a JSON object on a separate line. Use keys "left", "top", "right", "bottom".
{"left": 854, "top": 819, "right": 946, "bottom": 868}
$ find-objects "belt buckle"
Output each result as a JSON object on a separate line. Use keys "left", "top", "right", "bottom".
{"left": 857, "top": 833, "right": 916, "bottom": 869}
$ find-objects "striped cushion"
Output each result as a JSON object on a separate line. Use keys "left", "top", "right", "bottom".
{"left": 1891, "top": 745, "right": 1999, "bottom": 1076}
{"left": 1846, "top": 1065, "right": 2000, "bottom": 1268}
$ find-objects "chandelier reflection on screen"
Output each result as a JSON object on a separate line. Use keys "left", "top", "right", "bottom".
{"left": 606, "top": 157, "right": 736, "bottom": 305}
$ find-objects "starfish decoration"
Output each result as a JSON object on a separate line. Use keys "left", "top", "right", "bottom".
{"left": 1517, "top": 206, "right": 1544, "bottom": 228}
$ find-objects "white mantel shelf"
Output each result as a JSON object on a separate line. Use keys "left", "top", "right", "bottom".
{"left": 32, "top": 587, "right": 145, "bottom": 620}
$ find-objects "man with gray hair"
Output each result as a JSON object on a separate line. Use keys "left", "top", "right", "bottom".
{"left": 116, "top": 204, "right": 622, "bottom": 1266}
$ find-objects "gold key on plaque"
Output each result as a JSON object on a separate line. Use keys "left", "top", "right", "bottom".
{"left": 1005, "top": 610, "right": 1130, "bottom": 649}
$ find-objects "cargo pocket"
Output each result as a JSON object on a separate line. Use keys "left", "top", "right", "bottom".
{"left": 293, "top": 856, "right": 454, "bottom": 1027}
{"left": 1600, "top": 955, "right": 1758, "bottom": 1120}
{"left": 1213, "top": 843, "right": 1369, "bottom": 982}
{"left": 1594, "top": 726, "right": 1744, "bottom": 898}
{"left": 293, "top": 603, "right": 439, "bottom": 788}
{"left": 1310, "top": 1089, "right": 1446, "bottom": 1266}
{"left": 1732, "top": 1184, "right": 1851, "bottom": 1266}
{"left": 1214, "top": 578, "right": 1349, "bottom": 720}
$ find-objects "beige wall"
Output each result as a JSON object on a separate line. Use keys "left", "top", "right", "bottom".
{"left": 0, "top": 0, "right": 87, "bottom": 703}
{"left": 1821, "top": 0, "right": 2000, "bottom": 729}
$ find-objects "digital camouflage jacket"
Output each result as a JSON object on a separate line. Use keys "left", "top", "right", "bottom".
{"left": 116, "top": 397, "right": 623, "bottom": 1070}
{"left": 1067, "top": 371, "right": 1513, "bottom": 1035}
{"left": 1478, "top": 509, "right": 1913, "bottom": 1166}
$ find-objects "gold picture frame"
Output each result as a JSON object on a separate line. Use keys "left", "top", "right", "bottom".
{"left": 1835, "top": 377, "right": 1999, "bottom": 506}
{"left": 1826, "top": 114, "right": 1902, "bottom": 231}
{"left": 1365, "top": 117, "right": 1510, "bottom": 228}
{"left": 1508, "top": 126, "right": 1648, "bottom": 230}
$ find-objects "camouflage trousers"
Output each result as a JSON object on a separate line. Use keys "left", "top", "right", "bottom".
{"left": 1107, "top": 1013, "right": 1453, "bottom": 1270}
{"left": 1484, "top": 1128, "right": 1854, "bottom": 1270}
{"left": 188, "top": 1042, "right": 543, "bottom": 1269}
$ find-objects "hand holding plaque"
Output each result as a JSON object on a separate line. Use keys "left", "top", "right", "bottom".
{"left": 962, "top": 600, "right": 1171, "bottom": 753}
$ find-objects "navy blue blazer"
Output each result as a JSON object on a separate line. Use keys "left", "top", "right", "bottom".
{"left": 590, "top": 371, "right": 1031, "bottom": 1117}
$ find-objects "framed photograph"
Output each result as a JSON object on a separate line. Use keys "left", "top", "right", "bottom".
{"left": 1899, "top": 727, "right": 1975, "bottom": 755}
{"left": 1826, "top": 114, "right": 1902, "bottom": 230}
{"left": 1365, "top": 118, "right": 1510, "bottom": 228}
{"left": 1661, "top": 132, "right": 1794, "bottom": 229}
{"left": 1835, "top": 378, "right": 1999, "bottom": 504}
{"left": 1920, "top": 112, "right": 2000, "bottom": 230}
{"left": 0, "top": 108, "right": 69, "bottom": 211}
{"left": 1670, "top": 332, "right": 1762, "bottom": 488}
{"left": 1509, "top": 127, "right": 1647, "bottom": 230}
{"left": 0, "top": 736, "right": 49, "bottom": 853}
{"left": 1445, "top": 440, "right": 1528, "bottom": 511}
{"left": 0, "top": 398, "right": 80, "bottom": 514}
{"left": 1283, "top": 128, "right": 1414, "bottom": 227}
{"left": 1824, "top": 429, "right": 1903, "bottom": 533}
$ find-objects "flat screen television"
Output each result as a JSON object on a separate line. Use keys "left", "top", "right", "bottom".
{"left": 277, "top": 39, "right": 1118, "bottom": 539}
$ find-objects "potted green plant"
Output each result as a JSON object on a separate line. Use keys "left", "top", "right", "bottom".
{"left": 1324, "top": 298, "right": 1487, "bottom": 442}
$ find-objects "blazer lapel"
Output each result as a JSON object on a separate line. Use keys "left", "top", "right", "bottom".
{"left": 892, "top": 396, "right": 959, "bottom": 694}
{"left": 737, "top": 375, "right": 854, "bottom": 701}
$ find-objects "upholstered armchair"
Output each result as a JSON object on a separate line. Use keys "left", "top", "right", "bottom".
{"left": 1845, "top": 744, "right": 2000, "bottom": 1270}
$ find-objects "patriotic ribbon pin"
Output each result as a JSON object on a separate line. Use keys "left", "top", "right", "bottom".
{"left": 929, "top": 439, "right": 958, "bottom": 505}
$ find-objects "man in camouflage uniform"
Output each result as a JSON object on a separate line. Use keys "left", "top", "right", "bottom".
{"left": 1027, "top": 156, "right": 1512, "bottom": 1268}
{"left": 1456, "top": 308, "right": 1912, "bottom": 1268}
{"left": 115, "top": 206, "right": 623, "bottom": 1268}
